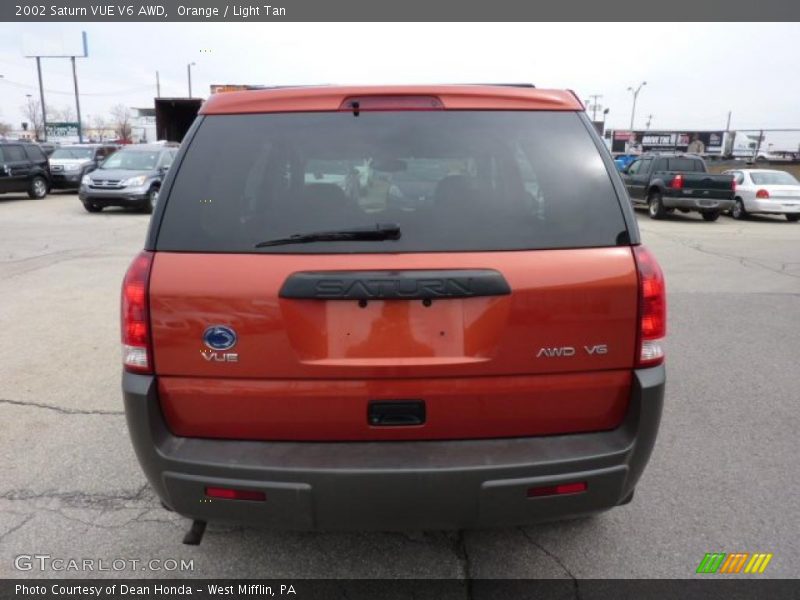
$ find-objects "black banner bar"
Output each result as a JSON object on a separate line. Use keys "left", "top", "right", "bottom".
{"left": 3, "top": 0, "right": 800, "bottom": 22}
{"left": 2, "top": 579, "right": 800, "bottom": 600}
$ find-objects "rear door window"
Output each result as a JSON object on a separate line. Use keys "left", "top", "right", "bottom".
{"left": 668, "top": 158, "right": 704, "bottom": 172}
{"left": 25, "top": 145, "right": 46, "bottom": 161}
{"left": 156, "top": 111, "right": 628, "bottom": 253}
{"left": 3, "top": 145, "right": 28, "bottom": 162}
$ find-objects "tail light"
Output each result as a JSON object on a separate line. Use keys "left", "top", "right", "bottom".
{"left": 121, "top": 251, "right": 154, "bottom": 373}
{"left": 756, "top": 189, "right": 770, "bottom": 199}
{"left": 527, "top": 482, "right": 587, "bottom": 498}
{"left": 633, "top": 246, "right": 666, "bottom": 367}
{"left": 669, "top": 174, "right": 684, "bottom": 190}
{"left": 732, "top": 179, "right": 737, "bottom": 191}
{"left": 205, "top": 486, "right": 266, "bottom": 501}
{"left": 339, "top": 95, "right": 444, "bottom": 113}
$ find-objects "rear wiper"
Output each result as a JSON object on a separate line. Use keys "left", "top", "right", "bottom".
{"left": 254, "top": 223, "right": 401, "bottom": 248}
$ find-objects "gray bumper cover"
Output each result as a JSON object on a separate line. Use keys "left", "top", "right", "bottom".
{"left": 123, "top": 366, "right": 665, "bottom": 530}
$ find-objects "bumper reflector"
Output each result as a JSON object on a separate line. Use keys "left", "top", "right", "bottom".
{"left": 205, "top": 486, "right": 266, "bottom": 501}
{"left": 527, "top": 481, "right": 587, "bottom": 498}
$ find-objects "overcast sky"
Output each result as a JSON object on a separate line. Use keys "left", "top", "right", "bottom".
{"left": 1, "top": 22, "right": 798, "bottom": 132}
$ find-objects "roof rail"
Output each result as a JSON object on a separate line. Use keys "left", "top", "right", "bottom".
{"left": 641, "top": 151, "right": 704, "bottom": 158}
{"left": 466, "top": 83, "right": 536, "bottom": 88}
{"left": 242, "top": 83, "right": 537, "bottom": 91}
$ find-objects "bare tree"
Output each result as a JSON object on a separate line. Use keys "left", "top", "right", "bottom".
{"left": 61, "top": 106, "right": 76, "bottom": 122}
{"left": 47, "top": 107, "right": 63, "bottom": 122}
{"left": 20, "top": 97, "right": 44, "bottom": 141}
{"left": 48, "top": 105, "right": 76, "bottom": 123}
{"left": 0, "top": 121, "right": 12, "bottom": 138}
{"left": 91, "top": 114, "right": 109, "bottom": 141}
{"left": 110, "top": 104, "right": 132, "bottom": 141}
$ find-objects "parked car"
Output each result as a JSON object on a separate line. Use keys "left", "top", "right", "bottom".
{"left": 78, "top": 143, "right": 178, "bottom": 213}
{"left": 621, "top": 153, "right": 735, "bottom": 220}
{"left": 0, "top": 140, "right": 51, "bottom": 199}
{"left": 121, "top": 85, "right": 666, "bottom": 536}
{"left": 724, "top": 169, "right": 800, "bottom": 221}
{"left": 613, "top": 153, "right": 639, "bottom": 171}
{"left": 48, "top": 144, "right": 119, "bottom": 190}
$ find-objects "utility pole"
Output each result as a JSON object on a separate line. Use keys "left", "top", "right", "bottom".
{"left": 754, "top": 129, "right": 764, "bottom": 161}
{"left": 587, "top": 94, "right": 603, "bottom": 121}
{"left": 646, "top": 114, "right": 653, "bottom": 130}
{"left": 627, "top": 81, "right": 647, "bottom": 131}
{"left": 156, "top": 71, "right": 161, "bottom": 98}
{"left": 35, "top": 57, "right": 47, "bottom": 142}
{"left": 187, "top": 62, "right": 196, "bottom": 98}
{"left": 71, "top": 56, "right": 83, "bottom": 143}
{"left": 725, "top": 111, "right": 732, "bottom": 131}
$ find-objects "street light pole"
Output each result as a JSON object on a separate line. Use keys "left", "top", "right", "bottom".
{"left": 627, "top": 81, "right": 647, "bottom": 131}
{"left": 35, "top": 57, "right": 48, "bottom": 142}
{"left": 187, "top": 62, "right": 196, "bottom": 98}
{"left": 71, "top": 56, "right": 84, "bottom": 143}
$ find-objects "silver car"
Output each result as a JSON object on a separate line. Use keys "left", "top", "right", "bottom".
{"left": 78, "top": 144, "right": 178, "bottom": 213}
{"left": 724, "top": 169, "right": 800, "bottom": 221}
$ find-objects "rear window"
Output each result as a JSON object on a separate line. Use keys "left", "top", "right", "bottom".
{"left": 156, "top": 111, "right": 627, "bottom": 253}
{"left": 751, "top": 171, "right": 798, "bottom": 186}
{"left": 667, "top": 158, "right": 704, "bottom": 172}
{"left": 51, "top": 147, "right": 94, "bottom": 160}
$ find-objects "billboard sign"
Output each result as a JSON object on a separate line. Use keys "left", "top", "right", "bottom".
{"left": 46, "top": 122, "right": 80, "bottom": 139}
{"left": 610, "top": 130, "right": 726, "bottom": 154}
{"left": 23, "top": 31, "right": 87, "bottom": 57}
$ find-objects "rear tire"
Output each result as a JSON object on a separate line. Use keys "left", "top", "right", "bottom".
{"left": 701, "top": 211, "right": 720, "bottom": 222}
{"left": 28, "top": 176, "right": 48, "bottom": 199}
{"left": 647, "top": 191, "right": 667, "bottom": 220}
{"left": 786, "top": 214, "right": 800, "bottom": 222}
{"left": 731, "top": 198, "right": 748, "bottom": 220}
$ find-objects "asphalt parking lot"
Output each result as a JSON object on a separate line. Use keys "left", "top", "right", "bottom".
{"left": 1, "top": 191, "right": 798, "bottom": 580}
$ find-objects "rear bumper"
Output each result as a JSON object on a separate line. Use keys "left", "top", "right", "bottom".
{"left": 122, "top": 366, "right": 665, "bottom": 530}
{"left": 662, "top": 194, "right": 734, "bottom": 212}
{"left": 51, "top": 173, "right": 83, "bottom": 188}
{"left": 746, "top": 199, "right": 800, "bottom": 214}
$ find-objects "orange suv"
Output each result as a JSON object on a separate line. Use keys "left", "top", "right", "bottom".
{"left": 121, "top": 85, "right": 666, "bottom": 536}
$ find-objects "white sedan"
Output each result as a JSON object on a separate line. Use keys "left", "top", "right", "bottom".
{"left": 724, "top": 169, "right": 800, "bottom": 221}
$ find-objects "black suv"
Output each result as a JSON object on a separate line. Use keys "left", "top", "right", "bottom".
{"left": 0, "top": 141, "right": 51, "bottom": 199}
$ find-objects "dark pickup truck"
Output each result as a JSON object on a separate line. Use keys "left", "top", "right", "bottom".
{"left": 621, "top": 153, "right": 735, "bottom": 221}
